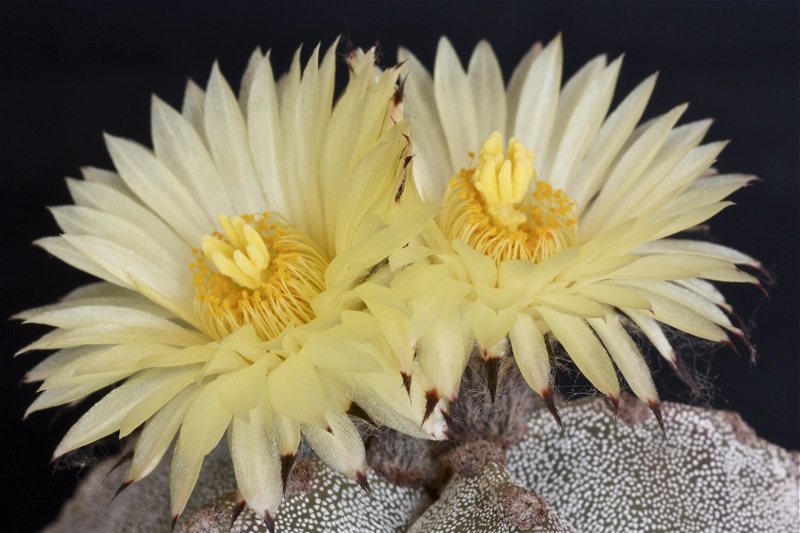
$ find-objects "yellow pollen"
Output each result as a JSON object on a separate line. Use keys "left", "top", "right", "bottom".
{"left": 192, "top": 213, "right": 328, "bottom": 341}
{"left": 441, "top": 132, "right": 577, "bottom": 266}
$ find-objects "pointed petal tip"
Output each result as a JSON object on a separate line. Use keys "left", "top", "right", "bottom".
{"left": 720, "top": 336, "right": 740, "bottom": 356}
{"left": 483, "top": 356, "right": 502, "bottom": 403}
{"left": 108, "top": 479, "right": 133, "bottom": 508}
{"left": 392, "top": 75, "right": 407, "bottom": 105}
{"left": 229, "top": 499, "right": 246, "bottom": 530}
{"left": 400, "top": 371, "right": 412, "bottom": 397}
{"left": 106, "top": 450, "right": 134, "bottom": 480}
{"left": 540, "top": 388, "right": 564, "bottom": 436}
{"left": 421, "top": 389, "right": 440, "bottom": 426}
{"left": 263, "top": 511, "right": 275, "bottom": 533}
{"left": 648, "top": 401, "right": 666, "bottom": 437}
{"left": 355, "top": 471, "right": 372, "bottom": 496}
{"left": 170, "top": 514, "right": 178, "bottom": 531}
{"left": 606, "top": 394, "right": 620, "bottom": 417}
{"left": 262, "top": 511, "right": 275, "bottom": 533}
{"left": 280, "top": 453, "right": 296, "bottom": 491}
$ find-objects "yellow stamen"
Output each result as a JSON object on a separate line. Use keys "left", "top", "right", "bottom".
{"left": 192, "top": 213, "right": 328, "bottom": 341}
{"left": 441, "top": 132, "right": 577, "bottom": 266}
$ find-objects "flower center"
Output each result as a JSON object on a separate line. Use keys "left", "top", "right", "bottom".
{"left": 440, "top": 132, "right": 577, "bottom": 266}
{"left": 191, "top": 213, "right": 328, "bottom": 341}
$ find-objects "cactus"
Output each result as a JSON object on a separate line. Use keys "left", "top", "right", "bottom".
{"left": 44, "top": 387, "right": 798, "bottom": 532}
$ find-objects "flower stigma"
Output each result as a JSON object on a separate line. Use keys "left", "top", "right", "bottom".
{"left": 441, "top": 132, "right": 577, "bottom": 265}
{"left": 191, "top": 213, "right": 328, "bottom": 341}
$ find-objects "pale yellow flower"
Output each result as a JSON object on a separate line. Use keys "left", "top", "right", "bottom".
{"left": 17, "top": 43, "right": 442, "bottom": 528}
{"left": 399, "top": 36, "right": 759, "bottom": 424}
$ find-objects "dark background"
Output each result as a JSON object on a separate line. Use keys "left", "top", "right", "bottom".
{"left": 1, "top": 2, "right": 797, "bottom": 531}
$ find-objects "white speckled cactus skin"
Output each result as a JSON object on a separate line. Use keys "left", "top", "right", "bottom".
{"left": 43, "top": 396, "right": 799, "bottom": 532}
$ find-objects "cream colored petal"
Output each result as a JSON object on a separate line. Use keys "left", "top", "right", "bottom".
{"left": 104, "top": 134, "right": 213, "bottom": 245}
{"left": 151, "top": 96, "right": 235, "bottom": 218}
{"left": 229, "top": 397, "right": 282, "bottom": 521}
{"left": 506, "top": 41, "right": 542, "bottom": 130}
{"left": 300, "top": 332, "right": 384, "bottom": 374}
{"left": 238, "top": 47, "right": 264, "bottom": 114}
{"left": 558, "top": 255, "right": 639, "bottom": 283}
{"left": 398, "top": 47, "right": 452, "bottom": 202}
{"left": 204, "top": 62, "right": 266, "bottom": 214}
{"left": 61, "top": 234, "right": 196, "bottom": 325}
{"left": 417, "top": 312, "right": 473, "bottom": 402}
{"left": 23, "top": 346, "right": 98, "bottom": 383}
{"left": 434, "top": 37, "right": 479, "bottom": 171}
{"left": 169, "top": 440, "right": 203, "bottom": 522}
{"left": 632, "top": 289, "right": 728, "bottom": 342}
{"left": 80, "top": 166, "right": 132, "bottom": 196}
{"left": 65, "top": 178, "right": 187, "bottom": 260}
{"left": 496, "top": 259, "right": 538, "bottom": 292}
{"left": 273, "top": 411, "right": 301, "bottom": 457}
{"left": 622, "top": 308, "right": 676, "bottom": 366}
{"left": 538, "top": 308, "right": 619, "bottom": 398}
{"left": 26, "top": 305, "right": 193, "bottom": 337}
{"left": 119, "top": 367, "right": 197, "bottom": 437}
{"left": 547, "top": 56, "right": 621, "bottom": 191}
{"left": 510, "top": 34, "right": 562, "bottom": 166}
{"left": 509, "top": 312, "right": 551, "bottom": 396}
{"left": 247, "top": 53, "right": 288, "bottom": 218}
{"left": 327, "top": 202, "right": 438, "bottom": 288}
{"left": 624, "top": 141, "right": 727, "bottom": 226}
{"left": 301, "top": 411, "right": 366, "bottom": 480}
{"left": 616, "top": 279, "right": 738, "bottom": 334}
{"left": 471, "top": 299, "right": 518, "bottom": 352}
{"left": 266, "top": 358, "right": 329, "bottom": 429}
{"left": 571, "top": 74, "right": 656, "bottom": 208}
{"left": 340, "top": 371, "right": 446, "bottom": 440}
{"left": 179, "top": 376, "right": 234, "bottom": 465}
{"left": 581, "top": 104, "right": 688, "bottom": 238}
{"left": 53, "top": 368, "right": 192, "bottom": 458}
{"left": 181, "top": 79, "right": 208, "bottom": 147}
{"left": 16, "top": 293, "right": 174, "bottom": 323}
{"left": 25, "top": 376, "right": 129, "bottom": 417}
{"left": 409, "top": 277, "right": 471, "bottom": 337}
{"left": 615, "top": 120, "right": 714, "bottom": 217}
{"left": 20, "top": 322, "right": 206, "bottom": 356}
{"left": 588, "top": 313, "right": 658, "bottom": 404}
{"left": 218, "top": 355, "right": 274, "bottom": 421}
{"left": 636, "top": 239, "right": 759, "bottom": 267}
{"left": 52, "top": 205, "right": 185, "bottom": 275}
{"left": 467, "top": 40, "right": 506, "bottom": 144}
{"left": 128, "top": 385, "right": 198, "bottom": 482}
{"left": 330, "top": 121, "right": 416, "bottom": 255}
{"left": 72, "top": 343, "right": 177, "bottom": 377}
{"left": 297, "top": 44, "right": 338, "bottom": 246}
{"left": 526, "top": 246, "right": 581, "bottom": 294}
{"left": 676, "top": 278, "right": 731, "bottom": 311}
{"left": 453, "top": 238, "right": 498, "bottom": 287}
{"left": 535, "top": 293, "right": 606, "bottom": 318}
{"left": 574, "top": 282, "right": 652, "bottom": 310}
{"left": 667, "top": 173, "right": 756, "bottom": 213}
{"left": 474, "top": 284, "right": 525, "bottom": 311}
{"left": 35, "top": 236, "right": 127, "bottom": 288}
{"left": 608, "top": 254, "right": 736, "bottom": 280}
{"left": 699, "top": 268, "right": 758, "bottom": 284}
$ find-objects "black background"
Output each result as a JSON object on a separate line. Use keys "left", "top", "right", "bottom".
{"left": 1, "top": 2, "right": 797, "bottom": 531}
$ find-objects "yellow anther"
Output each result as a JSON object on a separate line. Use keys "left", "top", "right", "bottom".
{"left": 192, "top": 213, "right": 329, "bottom": 341}
{"left": 472, "top": 132, "right": 535, "bottom": 232}
{"left": 440, "top": 132, "right": 577, "bottom": 266}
